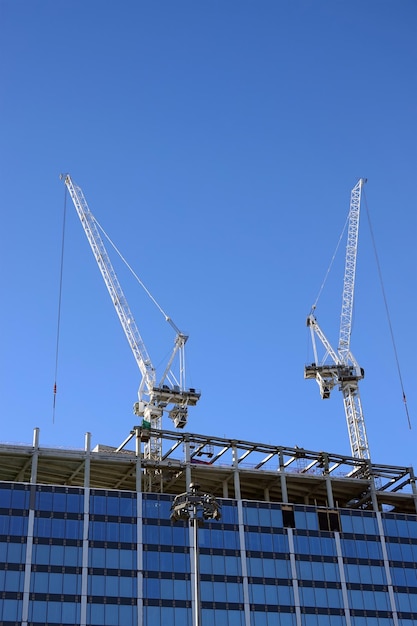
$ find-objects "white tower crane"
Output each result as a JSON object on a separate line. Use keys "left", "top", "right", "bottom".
{"left": 61, "top": 174, "right": 200, "bottom": 461}
{"left": 304, "top": 178, "right": 370, "bottom": 460}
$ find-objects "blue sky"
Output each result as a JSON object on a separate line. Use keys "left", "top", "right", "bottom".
{"left": 1, "top": 1, "right": 416, "bottom": 470}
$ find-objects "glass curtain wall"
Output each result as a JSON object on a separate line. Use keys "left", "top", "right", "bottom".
{"left": 1, "top": 482, "right": 417, "bottom": 625}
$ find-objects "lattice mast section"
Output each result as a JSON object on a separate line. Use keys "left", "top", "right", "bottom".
{"left": 305, "top": 179, "right": 370, "bottom": 460}
{"left": 338, "top": 179, "right": 364, "bottom": 363}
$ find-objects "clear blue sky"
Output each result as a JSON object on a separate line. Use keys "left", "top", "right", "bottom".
{"left": 1, "top": 1, "right": 416, "bottom": 470}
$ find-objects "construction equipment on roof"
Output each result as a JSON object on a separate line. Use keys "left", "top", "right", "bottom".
{"left": 61, "top": 174, "right": 200, "bottom": 461}
{"left": 305, "top": 178, "right": 370, "bottom": 460}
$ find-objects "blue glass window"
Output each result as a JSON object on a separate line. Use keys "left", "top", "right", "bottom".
{"left": 391, "top": 566, "right": 406, "bottom": 586}
{"left": 409, "top": 592, "right": 417, "bottom": 611}
{"left": 385, "top": 539, "right": 402, "bottom": 561}
{"left": 62, "top": 601, "right": 81, "bottom": 623}
{"left": 259, "top": 531, "right": 273, "bottom": 552}
{"left": 89, "top": 574, "right": 105, "bottom": 595}
{"left": 172, "top": 523, "right": 188, "bottom": 545}
{"left": 265, "top": 584, "right": 279, "bottom": 604}
{"left": 297, "top": 559, "right": 313, "bottom": 579}
{"left": 1, "top": 598, "right": 22, "bottom": 622}
{"left": 172, "top": 550, "right": 190, "bottom": 573}
{"left": 270, "top": 506, "right": 283, "bottom": 527}
{"left": 91, "top": 494, "right": 107, "bottom": 515}
{"left": 47, "top": 601, "right": 63, "bottom": 622}
{"left": 89, "top": 602, "right": 105, "bottom": 624}
{"left": 295, "top": 510, "right": 319, "bottom": 531}
{"left": 160, "top": 577, "right": 174, "bottom": 599}
{"left": 143, "top": 549, "right": 159, "bottom": 571}
{"left": 247, "top": 556, "right": 262, "bottom": 577}
{"left": 225, "top": 554, "right": 241, "bottom": 576}
{"left": 200, "top": 553, "right": 226, "bottom": 574}
{"left": 201, "top": 580, "right": 215, "bottom": 602}
{"left": 299, "top": 585, "right": 315, "bottom": 606}
{"left": 243, "top": 504, "right": 260, "bottom": 525}
{"left": 143, "top": 495, "right": 172, "bottom": 519}
{"left": 272, "top": 532, "right": 289, "bottom": 553}
{"left": 51, "top": 492, "right": 68, "bottom": 512}
{"left": 221, "top": 501, "right": 239, "bottom": 524}
{"left": 326, "top": 587, "right": 343, "bottom": 608}
{"left": 258, "top": 507, "right": 272, "bottom": 527}
{"left": 63, "top": 573, "right": 81, "bottom": 594}
{"left": 294, "top": 534, "right": 310, "bottom": 554}
{"left": 143, "top": 523, "right": 158, "bottom": 543}
{"left": 36, "top": 489, "right": 53, "bottom": 510}
{"left": 0, "top": 486, "right": 12, "bottom": 508}
{"left": 160, "top": 550, "right": 174, "bottom": 572}
{"left": 120, "top": 547, "right": 137, "bottom": 569}
{"left": 119, "top": 575, "right": 136, "bottom": 598}
{"left": 11, "top": 487, "right": 29, "bottom": 509}
{"left": 0, "top": 514, "right": 27, "bottom": 536}
{"left": 247, "top": 530, "right": 262, "bottom": 550}
{"left": 145, "top": 576, "right": 160, "bottom": 598}
{"left": 173, "top": 577, "right": 191, "bottom": 601}
{"left": 2, "top": 570, "right": 23, "bottom": 592}
{"left": 28, "top": 600, "right": 47, "bottom": 621}
{"left": 1, "top": 540, "right": 26, "bottom": 563}
{"left": 88, "top": 548, "right": 106, "bottom": 567}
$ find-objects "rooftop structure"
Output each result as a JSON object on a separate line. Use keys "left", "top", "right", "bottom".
{"left": 1, "top": 427, "right": 417, "bottom": 625}
{"left": 2, "top": 426, "right": 416, "bottom": 513}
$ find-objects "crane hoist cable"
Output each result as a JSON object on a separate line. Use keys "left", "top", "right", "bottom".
{"left": 362, "top": 188, "right": 411, "bottom": 430}
{"left": 94, "top": 217, "right": 181, "bottom": 335}
{"left": 52, "top": 184, "right": 68, "bottom": 423}
{"left": 310, "top": 212, "right": 349, "bottom": 315}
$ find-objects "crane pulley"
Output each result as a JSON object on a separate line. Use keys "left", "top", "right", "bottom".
{"left": 304, "top": 178, "right": 370, "bottom": 460}
{"left": 61, "top": 174, "right": 200, "bottom": 460}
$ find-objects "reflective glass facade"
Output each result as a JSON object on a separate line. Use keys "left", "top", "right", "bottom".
{"left": 1, "top": 480, "right": 417, "bottom": 625}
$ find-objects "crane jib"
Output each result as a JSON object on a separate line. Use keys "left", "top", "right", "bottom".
{"left": 60, "top": 174, "right": 201, "bottom": 461}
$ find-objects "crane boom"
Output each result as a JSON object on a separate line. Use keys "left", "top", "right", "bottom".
{"left": 61, "top": 174, "right": 200, "bottom": 460}
{"left": 62, "top": 174, "right": 156, "bottom": 395}
{"left": 305, "top": 179, "right": 370, "bottom": 460}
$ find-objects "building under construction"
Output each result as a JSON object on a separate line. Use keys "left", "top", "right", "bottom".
{"left": 1, "top": 177, "right": 413, "bottom": 624}
{"left": 0, "top": 424, "right": 416, "bottom": 626}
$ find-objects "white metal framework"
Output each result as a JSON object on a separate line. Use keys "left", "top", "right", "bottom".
{"left": 305, "top": 179, "right": 370, "bottom": 460}
{"left": 61, "top": 174, "right": 200, "bottom": 460}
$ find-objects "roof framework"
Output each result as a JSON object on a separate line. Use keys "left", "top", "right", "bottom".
{"left": 0, "top": 426, "right": 416, "bottom": 514}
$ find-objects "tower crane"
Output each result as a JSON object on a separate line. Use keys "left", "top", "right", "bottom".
{"left": 304, "top": 178, "right": 370, "bottom": 460}
{"left": 61, "top": 174, "right": 200, "bottom": 461}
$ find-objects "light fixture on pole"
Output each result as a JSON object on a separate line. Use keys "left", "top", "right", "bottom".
{"left": 170, "top": 483, "right": 221, "bottom": 626}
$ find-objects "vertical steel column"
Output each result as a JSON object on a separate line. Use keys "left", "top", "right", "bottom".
{"left": 192, "top": 504, "right": 201, "bottom": 626}
{"left": 371, "top": 475, "right": 400, "bottom": 626}
{"left": 322, "top": 455, "right": 335, "bottom": 509}
{"left": 278, "top": 450, "right": 288, "bottom": 503}
{"left": 80, "top": 432, "right": 91, "bottom": 626}
{"left": 409, "top": 467, "right": 417, "bottom": 515}
{"left": 333, "top": 532, "right": 352, "bottom": 626}
{"left": 136, "top": 429, "right": 143, "bottom": 626}
{"left": 232, "top": 444, "right": 251, "bottom": 626}
{"left": 286, "top": 527, "right": 302, "bottom": 626}
{"left": 21, "top": 427, "right": 39, "bottom": 625}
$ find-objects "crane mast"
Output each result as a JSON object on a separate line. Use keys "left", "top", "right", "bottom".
{"left": 61, "top": 175, "right": 200, "bottom": 461}
{"left": 305, "top": 179, "right": 370, "bottom": 460}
